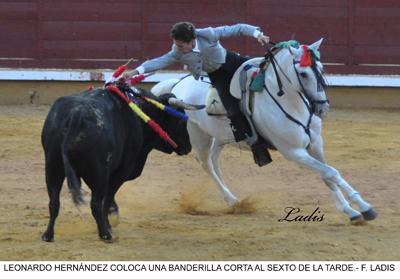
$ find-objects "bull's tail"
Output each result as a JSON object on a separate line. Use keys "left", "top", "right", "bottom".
{"left": 61, "top": 113, "right": 84, "bottom": 206}
{"left": 62, "top": 151, "right": 84, "bottom": 206}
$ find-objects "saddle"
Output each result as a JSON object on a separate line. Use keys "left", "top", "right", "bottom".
{"left": 205, "top": 57, "right": 276, "bottom": 153}
{"left": 205, "top": 57, "right": 264, "bottom": 116}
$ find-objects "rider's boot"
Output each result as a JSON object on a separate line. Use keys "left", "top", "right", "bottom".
{"left": 229, "top": 114, "right": 272, "bottom": 167}
{"left": 250, "top": 140, "right": 272, "bottom": 167}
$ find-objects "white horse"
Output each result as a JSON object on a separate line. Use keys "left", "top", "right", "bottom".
{"left": 152, "top": 39, "right": 377, "bottom": 223}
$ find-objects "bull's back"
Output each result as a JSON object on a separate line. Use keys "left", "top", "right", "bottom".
{"left": 42, "top": 90, "right": 143, "bottom": 177}
{"left": 43, "top": 93, "right": 111, "bottom": 150}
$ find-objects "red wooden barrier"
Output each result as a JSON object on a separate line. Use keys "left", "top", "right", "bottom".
{"left": 1, "top": 0, "right": 399, "bottom": 75}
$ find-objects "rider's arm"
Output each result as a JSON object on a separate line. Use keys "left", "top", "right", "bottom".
{"left": 207, "top": 24, "right": 270, "bottom": 46}
{"left": 125, "top": 50, "right": 178, "bottom": 78}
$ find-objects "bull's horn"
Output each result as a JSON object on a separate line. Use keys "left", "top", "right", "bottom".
{"left": 168, "top": 97, "right": 205, "bottom": 110}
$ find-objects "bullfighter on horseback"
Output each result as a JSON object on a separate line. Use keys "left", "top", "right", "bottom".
{"left": 123, "top": 22, "right": 272, "bottom": 166}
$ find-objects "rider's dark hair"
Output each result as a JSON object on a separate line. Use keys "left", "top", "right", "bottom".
{"left": 170, "top": 22, "right": 196, "bottom": 42}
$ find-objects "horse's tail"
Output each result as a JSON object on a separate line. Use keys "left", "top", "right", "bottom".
{"left": 61, "top": 112, "right": 84, "bottom": 206}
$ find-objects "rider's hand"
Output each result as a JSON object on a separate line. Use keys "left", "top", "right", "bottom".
{"left": 257, "top": 34, "right": 270, "bottom": 46}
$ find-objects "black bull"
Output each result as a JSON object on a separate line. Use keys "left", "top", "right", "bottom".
{"left": 41, "top": 87, "right": 199, "bottom": 242}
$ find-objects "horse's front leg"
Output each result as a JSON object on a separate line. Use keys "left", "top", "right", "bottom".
{"left": 281, "top": 147, "right": 375, "bottom": 223}
{"left": 307, "top": 133, "right": 377, "bottom": 222}
{"left": 307, "top": 133, "right": 360, "bottom": 219}
{"left": 307, "top": 135, "right": 359, "bottom": 219}
{"left": 324, "top": 172, "right": 378, "bottom": 221}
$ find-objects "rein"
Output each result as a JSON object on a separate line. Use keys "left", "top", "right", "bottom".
{"left": 264, "top": 47, "right": 285, "bottom": 97}
{"left": 263, "top": 84, "right": 312, "bottom": 139}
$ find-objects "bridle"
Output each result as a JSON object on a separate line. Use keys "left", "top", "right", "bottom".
{"left": 262, "top": 44, "right": 329, "bottom": 142}
{"left": 265, "top": 46, "right": 329, "bottom": 108}
{"left": 292, "top": 53, "right": 329, "bottom": 106}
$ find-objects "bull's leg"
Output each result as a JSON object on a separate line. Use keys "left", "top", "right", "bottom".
{"left": 108, "top": 198, "right": 119, "bottom": 227}
{"left": 109, "top": 198, "right": 119, "bottom": 216}
{"left": 83, "top": 164, "right": 113, "bottom": 241}
{"left": 42, "top": 153, "right": 65, "bottom": 242}
{"left": 103, "top": 187, "right": 121, "bottom": 231}
{"left": 90, "top": 191, "right": 112, "bottom": 241}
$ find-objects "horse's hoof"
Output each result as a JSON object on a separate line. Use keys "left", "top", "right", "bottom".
{"left": 41, "top": 233, "right": 54, "bottom": 242}
{"left": 350, "top": 214, "right": 365, "bottom": 225}
{"left": 362, "top": 208, "right": 378, "bottom": 221}
{"left": 226, "top": 197, "right": 258, "bottom": 214}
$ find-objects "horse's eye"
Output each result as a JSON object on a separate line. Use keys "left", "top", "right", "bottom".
{"left": 300, "top": 72, "right": 308, "bottom": 78}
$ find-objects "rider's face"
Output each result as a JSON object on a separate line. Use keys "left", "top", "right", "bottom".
{"left": 173, "top": 39, "right": 195, "bottom": 54}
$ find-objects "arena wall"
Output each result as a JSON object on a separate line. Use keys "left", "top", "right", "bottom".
{"left": 1, "top": 1, "right": 400, "bottom": 107}
{"left": 1, "top": 0, "right": 400, "bottom": 75}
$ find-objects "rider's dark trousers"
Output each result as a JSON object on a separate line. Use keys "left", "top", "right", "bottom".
{"left": 208, "top": 51, "right": 251, "bottom": 141}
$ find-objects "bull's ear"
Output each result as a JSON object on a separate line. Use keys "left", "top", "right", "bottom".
{"left": 309, "top": 38, "right": 324, "bottom": 51}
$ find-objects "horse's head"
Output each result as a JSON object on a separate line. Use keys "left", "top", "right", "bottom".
{"left": 286, "top": 39, "right": 329, "bottom": 118}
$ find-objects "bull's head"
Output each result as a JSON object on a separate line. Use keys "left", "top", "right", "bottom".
{"left": 156, "top": 93, "right": 204, "bottom": 155}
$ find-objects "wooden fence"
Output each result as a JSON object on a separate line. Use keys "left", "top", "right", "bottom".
{"left": 1, "top": 0, "right": 399, "bottom": 74}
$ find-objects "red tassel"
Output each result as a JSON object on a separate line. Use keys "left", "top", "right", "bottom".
{"left": 129, "top": 74, "right": 145, "bottom": 85}
{"left": 106, "top": 85, "right": 130, "bottom": 103}
{"left": 112, "top": 65, "right": 127, "bottom": 78}
{"left": 300, "top": 45, "right": 312, "bottom": 67}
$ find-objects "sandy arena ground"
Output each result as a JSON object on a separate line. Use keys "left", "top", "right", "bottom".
{"left": 0, "top": 105, "right": 399, "bottom": 260}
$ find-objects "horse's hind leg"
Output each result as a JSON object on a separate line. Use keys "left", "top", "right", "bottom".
{"left": 208, "top": 138, "right": 240, "bottom": 206}
{"left": 188, "top": 122, "right": 239, "bottom": 206}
